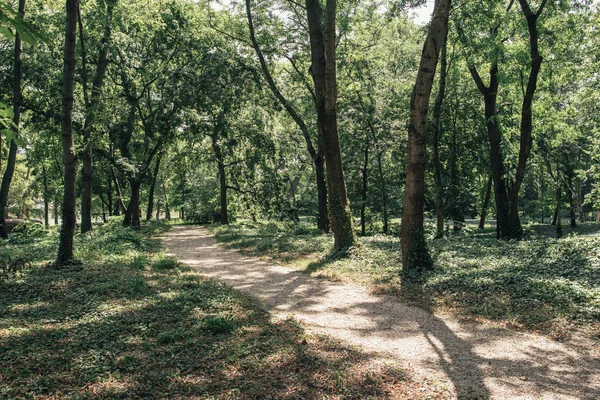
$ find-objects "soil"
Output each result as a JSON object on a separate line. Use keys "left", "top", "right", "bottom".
{"left": 162, "top": 225, "right": 600, "bottom": 399}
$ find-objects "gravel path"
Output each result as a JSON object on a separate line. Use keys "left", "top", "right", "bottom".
{"left": 162, "top": 225, "right": 600, "bottom": 399}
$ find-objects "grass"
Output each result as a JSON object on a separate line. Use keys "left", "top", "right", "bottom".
{"left": 208, "top": 218, "right": 600, "bottom": 343}
{"left": 0, "top": 218, "right": 445, "bottom": 399}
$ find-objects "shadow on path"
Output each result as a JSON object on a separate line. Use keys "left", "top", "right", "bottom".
{"left": 162, "top": 226, "right": 600, "bottom": 399}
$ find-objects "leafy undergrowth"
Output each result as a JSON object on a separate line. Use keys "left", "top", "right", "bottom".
{"left": 209, "top": 219, "right": 600, "bottom": 342}
{"left": 1, "top": 219, "right": 444, "bottom": 399}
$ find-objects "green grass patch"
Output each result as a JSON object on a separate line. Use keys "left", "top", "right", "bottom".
{"left": 209, "top": 218, "right": 600, "bottom": 342}
{"left": 1, "top": 218, "right": 442, "bottom": 399}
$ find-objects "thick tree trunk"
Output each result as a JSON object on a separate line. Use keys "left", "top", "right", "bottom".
{"left": 360, "top": 141, "right": 369, "bottom": 236}
{"left": 124, "top": 179, "right": 141, "bottom": 229}
{"left": 306, "top": 0, "right": 354, "bottom": 248}
{"left": 0, "top": 0, "right": 25, "bottom": 238}
{"left": 146, "top": 155, "right": 161, "bottom": 221}
{"left": 400, "top": 0, "right": 451, "bottom": 274}
{"left": 80, "top": 0, "right": 116, "bottom": 233}
{"left": 246, "top": 0, "right": 329, "bottom": 232}
{"left": 431, "top": 32, "right": 448, "bottom": 238}
{"left": 56, "top": 0, "right": 79, "bottom": 266}
{"left": 479, "top": 174, "right": 493, "bottom": 229}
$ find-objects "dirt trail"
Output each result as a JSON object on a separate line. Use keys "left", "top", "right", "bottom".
{"left": 162, "top": 225, "right": 600, "bottom": 399}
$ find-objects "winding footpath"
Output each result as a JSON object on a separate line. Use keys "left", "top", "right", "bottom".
{"left": 162, "top": 225, "right": 600, "bottom": 399}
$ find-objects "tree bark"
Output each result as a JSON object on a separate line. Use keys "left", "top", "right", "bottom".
{"left": 400, "top": 0, "right": 451, "bottom": 274}
{"left": 56, "top": 0, "right": 79, "bottom": 266}
{"left": 479, "top": 174, "right": 493, "bottom": 229}
{"left": 306, "top": 0, "right": 355, "bottom": 249}
{"left": 376, "top": 152, "right": 389, "bottom": 234}
{"left": 0, "top": 0, "right": 25, "bottom": 238}
{"left": 124, "top": 179, "right": 141, "bottom": 229}
{"left": 80, "top": 0, "right": 116, "bottom": 233}
{"left": 431, "top": 31, "right": 448, "bottom": 238}
{"left": 246, "top": 0, "right": 329, "bottom": 231}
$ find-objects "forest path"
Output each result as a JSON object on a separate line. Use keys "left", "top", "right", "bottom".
{"left": 162, "top": 225, "right": 600, "bottom": 399}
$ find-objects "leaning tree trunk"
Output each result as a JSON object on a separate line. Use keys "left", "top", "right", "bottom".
{"left": 246, "top": 0, "right": 329, "bottom": 232}
{"left": 56, "top": 0, "right": 79, "bottom": 266}
{"left": 80, "top": 0, "right": 116, "bottom": 233}
{"left": 431, "top": 31, "right": 448, "bottom": 238}
{"left": 400, "top": 0, "right": 451, "bottom": 275}
{"left": 0, "top": 0, "right": 25, "bottom": 238}
{"left": 306, "top": 0, "right": 354, "bottom": 249}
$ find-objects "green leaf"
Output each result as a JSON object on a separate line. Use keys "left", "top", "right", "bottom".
{"left": 0, "top": 26, "right": 15, "bottom": 40}
{"left": 14, "top": 137, "right": 26, "bottom": 147}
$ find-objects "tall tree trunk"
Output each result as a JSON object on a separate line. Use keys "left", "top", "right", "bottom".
{"left": 146, "top": 155, "right": 161, "bottom": 221}
{"left": 0, "top": 0, "right": 25, "bottom": 238}
{"left": 479, "top": 174, "right": 493, "bottom": 229}
{"left": 80, "top": 0, "right": 116, "bottom": 233}
{"left": 360, "top": 141, "right": 369, "bottom": 236}
{"left": 505, "top": 0, "right": 547, "bottom": 237}
{"left": 246, "top": 0, "right": 329, "bottom": 232}
{"left": 306, "top": 0, "right": 354, "bottom": 249}
{"left": 469, "top": 64, "right": 511, "bottom": 239}
{"left": 400, "top": 0, "right": 451, "bottom": 274}
{"left": 431, "top": 32, "right": 448, "bottom": 238}
{"left": 56, "top": 0, "right": 79, "bottom": 266}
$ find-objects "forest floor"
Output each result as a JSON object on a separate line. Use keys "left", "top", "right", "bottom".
{"left": 163, "top": 223, "right": 600, "bottom": 399}
{"left": 1, "top": 220, "right": 444, "bottom": 399}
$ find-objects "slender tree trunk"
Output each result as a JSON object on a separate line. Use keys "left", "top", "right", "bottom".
{"left": 306, "top": 0, "right": 354, "bottom": 248}
{"left": 400, "top": 0, "right": 451, "bottom": 274}
{"left": 376, "top": 152, "right": 389, "bottom": 234}
{"left": 0, "top": 0, "right": 25, "bottom": 238}
{"left": 567, "top": 173, "right": 577, "bottom": 227}
{"left": 431, "top": 32, "right": 448, "bottom": 238}
{"left": 56, "top": 0, "right": 79, "bottom": 266}
{"left": 479, "top": 174, "right": 493, "bottom": 229}
{"left": 360, "top": 141, "right": 369, "bottom": 236}
{"left": 54, "top": 199, "right": 59, "bottom": 225}
{"left": 246, "top": 0, "right": 329, "bottom": 232}
{"left": 576, "top": 177, "right": 585, "bottom": 223}
{"left": 161, "top": 180, "right": 170, "bottom": 220}
{"left": 80, "top": 0, "right": 116, "bottom": 233}
{"left": 111, "top": 166, "right": 126, "bottom": 214}
{"left": 146, "top": 155, "right": 161, "bottom": 221}
{"left": 43, "top": 165, "right": 49, "bottom": 228}
{"left": 107, "top": 175, "right": 113, "bottom": 216}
